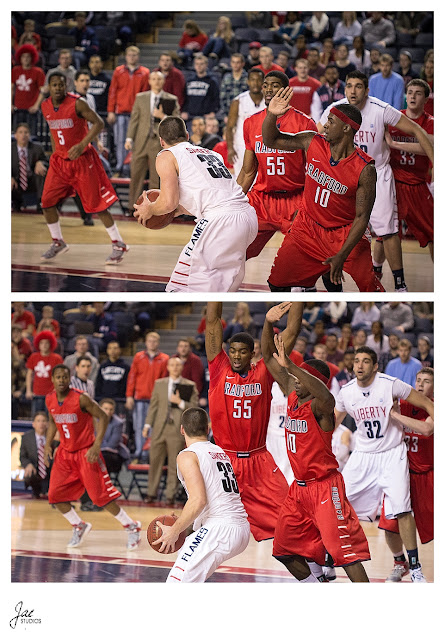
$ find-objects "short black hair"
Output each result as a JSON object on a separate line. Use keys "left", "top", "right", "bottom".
{"left": 334, "top": 103, "right": 362, "bottom": 129}
{"left": 76, "top": 355, "right": 92, "bottom": 366}
{"left": 52, "top": 364, "right": 70, "bottom": 377}
{"left": 406, "top": 78, "right": 430, "bottom": 98}
{"left": 345, "top": 69, "right": 368, "bottom": 90}
{"left": 248, "top": 67, "right": 264, "bottom": 80}
{"left": 75, "top": 69, "right": 90, "bottom": 81}
{"left": 304, "top": 358, "right": 331, "bottom": 380}
{"left": 159, "top": 116, "right": 188, "bottom": 144}
{"left": 264, "top": 70, "right": 289, "bottom": 88}
{"left": 355, "top": 346, "right": 377, "bottom": 365}
{"left": 344, "top": 348, "right": 355, "bottom": 356}
{"left": 229, "top": 332, "right": 255, "bottom": 352}
{"left": 48, "top": 71, "right": 66, "bottom": 84}
{"left": 181, "top": 407, "right": 209, "bottom": 437}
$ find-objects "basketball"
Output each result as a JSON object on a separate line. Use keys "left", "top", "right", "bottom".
{"left": 134, "top": 190, "right": 176, "bottom": 230}
{"left": 146, "top": 514, "right": 187, "bottom": 554}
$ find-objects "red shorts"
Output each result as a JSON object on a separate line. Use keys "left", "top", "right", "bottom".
{"left": 41, "top": 146, "right": 118, "bottom": 214}
{"left": 246, "top": 189, "right": 303, "bottom": 259}
{"left": 378, "top": 469, "right": 434, "bottom": 544}
{"left": 273, "top": 471, "right": 370, "bottom": 567}
{"left": 48, "top": 445, "right": 121, "bottom": 506}
{"left": 268, "top": 209, "right": 385, "bottom": 292}
{"left": 228, "top": 448, "right": 289, "bottom": 542}
{"left": 395, "top": 181, "right": 433, "bottom": 247}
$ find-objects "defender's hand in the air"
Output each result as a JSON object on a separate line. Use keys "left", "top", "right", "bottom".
{"left": 267, "top": 86, "right": 293, "bottom": 116}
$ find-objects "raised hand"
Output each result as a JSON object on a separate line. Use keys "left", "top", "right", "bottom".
{"left": 268, "top": 86, "right": 293, "bottom": 116}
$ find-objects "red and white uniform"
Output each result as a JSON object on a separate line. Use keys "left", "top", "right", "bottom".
{"left": 26, "top": 352, "right": 63, "bottom": 395}
{"left": 288, "top": 76, "right": 321, "bottom": 115}
{"left": 379, "top": 399, "right": 434, "bottom": 543}
{"left": 269, "top": 133, "right": 384, "bottom": 291}
{"left": 46, "top": 388, "right": 120, "bottom": 506}
{"left": 41, "top": 93, "right": 118, "bottom": 213}
{"left": 388, "top": 110, "right": 434, "bottom": 247}
{"left": 208, "top": 350, "right": 289, "bottom": 541}
{"left": 273, "top": 395, "right": 370, "bottom": 567}
{"left": 243, "top": 107, "right": 317, "bottom": 258}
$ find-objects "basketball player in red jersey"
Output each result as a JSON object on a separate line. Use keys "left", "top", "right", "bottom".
{"left": 40, "top": 73, "right": 128, "bottom": 264}
{"left": 262, "top": 86, "right": 384, "bottom": 293}
{"left": 237, "top": 70, "right": 318, "bottom": 261}
{"left": 261, "top": 318, "right": 370, "bottom": 582}
{"left": 205, "top": 301, "right": 302, "bottom": 542}
{"left": 44, "top": 364, "right": 141, "bottom": 550}
{"left": 379, "top": 367, "right": 434, "bottom": 582}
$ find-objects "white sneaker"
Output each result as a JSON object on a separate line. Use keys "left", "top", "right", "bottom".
{"left": 41, "top": 239, "right": 69, "bottom": 261}
{"left": 126, "top": 520, "right": 141, "bottom": 551}
{"left": 67, "top": 521, "right": 92, "bottom": 548}
{"left": 322, "top": 566, "right": 337, "bottom": 581}
{"left": 385, "top": 561, "right": 409, "bottom": 582}
{"left": 291, "top": 286, "right": 317, "bottom": 292}
{"left": 410, "top": 565, "right": 427, "bottom": 582}
{"left": 105, "top": 241, "right": 129, "bottom": 265}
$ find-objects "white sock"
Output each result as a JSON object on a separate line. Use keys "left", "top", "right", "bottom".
{"left": 299, "top": 573, "right": 318, "bottom": 583}
{"left": 62, "top": 508, "right": 82, "bottom": 526}
{"left": 307, "top": 561, "right": 324, "bottom": 579}
{"left": 114, "top": 508, "right": 135, "bottom": 527}
{"left": 47, "top": 222, "right": 63, "bottom": 241}
{"left": 105, "top": 223, "right": 123, "bottom": 244}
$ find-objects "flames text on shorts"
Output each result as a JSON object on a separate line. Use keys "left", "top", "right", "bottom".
{"left": 180, "top": 527, "right": 209, "bottom": 562}
{"left": 184, "top": 218, "right": 208, "bottom": 257}
{"left": 224, "top": 382, "right": 262, "bottom": 398}
{"left": 285, "top": 417, "right": 308, "bottom": 433}
{"left": 331, "top": 486, "right": 345, "bottom": 520}
{"left": 306, "top": 163, "right": 348, "bottom": 194}
{"left": 52, "top": 413, "right": 79, "bottom": 423}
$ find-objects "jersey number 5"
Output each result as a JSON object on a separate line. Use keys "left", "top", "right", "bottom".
{"left": 61, "top": 424, "right": 70, "bottom": 439}
{"left": 217, "top": 461, "right": 240, "bottom": 493}
{"left": 57, "top": 130, "right": 66, "bottom": 145}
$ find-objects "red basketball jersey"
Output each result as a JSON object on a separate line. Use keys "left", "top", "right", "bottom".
{"left": 400, "top": 398, "right": 433, "bottom": 473}
{"left": 285, "top": 394, "right": 338, "bottom": 480}
{"left": 243, "top": 107, "right": 317, "bottom": 192}
{"left": 303, "top": 134, "right": 374, "bottom": 228}
{"left": 388, "top": 110, "right": 433, "bottom": 184}
{"left": 208, "top": 350, "right": 274, "bottom": 452}
{"left": 41, "top": 93, "right": 90, "bottom": 159}
{"left": 46, "top": 388, "right": 95, "bottom": 452}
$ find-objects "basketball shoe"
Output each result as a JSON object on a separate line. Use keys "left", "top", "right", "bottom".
{"left": 105, "top": 241, "right": 129, "bottom": 265}
{"left": 41, "top": 239, "right": 69, "bottom": 261}
{"left": 67, "top": 521, "right": 92, "bottom": 548}
{"left": 410, "top": 565, "right": 427, "bottom": 582}
{"left": 385, "top": 561, "right": 409, "bottom": 582}
{"left": 126, "top": 520, "right": 141, "bottom": 551}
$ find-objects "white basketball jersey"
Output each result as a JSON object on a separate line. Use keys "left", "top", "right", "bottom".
{"left": 336, "top": 373, "right": 412, "bottom": 453}
{"left": 266, "top": 382, "right": 293, "bottom": 485}
{"left": 161, "top": 142, "right": 250, "bottom": 221}
{"left": 233, "top": 91, "right": 265, "bottom": 150}
{"left": 177, "top": 441, "right": 248, "bottom": 530}
{"left": 320, "top": 96, "right": 401, "bottom": 169}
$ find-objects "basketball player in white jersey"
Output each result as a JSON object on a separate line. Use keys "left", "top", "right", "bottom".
{"left": 226, "top": 68, "right": 266, "bottom": 177}
{"left": 335, "top": 346, "right": 434, "bottom": 582}
{"left": 134, "top": 116, "right": 257, "bottom": 292}
{"left": 266, "top": 382, "right": 294, "bottom": 484}
{"left": 317, "top": 70, "right": 434, "bottom": 292}
{"left": 153, "top": 407, "right": 250, "bottom": 582}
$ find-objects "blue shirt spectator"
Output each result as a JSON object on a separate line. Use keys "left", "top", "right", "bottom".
{"left": 69, "top": 11, "right": 99, "bottom": 70}
{"left": 369, "top": 54, "right": 404, "bottom": 109}
{"left": 385, "top": 339, "right": 422, "bottom": 386}
{"left": 181, "top": 55, "right": 220, "bottom": 123}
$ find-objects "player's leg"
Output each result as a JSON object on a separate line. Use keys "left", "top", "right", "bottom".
{"left": 102, "top": 500, "right": 141, "bottom": 550}
{"left": 147, "top": 139, "right": 161, "bottom": 190}
{"left": 378, "top": 497, "right": 409, "bottom": 581}
{"left": 410, "top": 470, "right": 434, "bottom": 545}
{"left": 342, "top": 234, "right": 385, "bottom": 292}
{"left": 372, "top": 237, "right": 385, "bottom": 279}
{"left": 343, "top": 561, "right": 369, "bottom": 582}
{"left": 40, "top": 157, "right": 73, "bottom": 260}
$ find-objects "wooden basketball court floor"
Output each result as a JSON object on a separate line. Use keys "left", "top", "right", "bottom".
{"left": 11, "top": 213, "right": 433, "bottom": 293}
{"left": 11, "top": 495, "right": 433, "bottom": 583}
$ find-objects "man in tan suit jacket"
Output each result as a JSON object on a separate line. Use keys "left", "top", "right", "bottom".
{"left": 125, "top": 70, "right": 180, "bottom": 208}
{"left": 142, "top": 356, "right": 198, "bottom": 504}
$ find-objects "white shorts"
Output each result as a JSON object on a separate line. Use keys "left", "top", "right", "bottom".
{"left": 369, "top": 164, "right": 398, "bottom": 237}
{"left": 166, "top": 519, "right": 251, "bottom": 583}
{"left": 266, "top": 432, "right": 294, "bottom": 486}
{"left": 165, "top": 205, "right": 258, "bottom": 292}
{"left": 342, "top": 442, "right": 411, "bottom": 522}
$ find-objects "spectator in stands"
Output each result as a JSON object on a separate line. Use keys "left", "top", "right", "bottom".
{"left": 181, "top": 55, "right": 220, "bottom": 127}
{"left": 379, "top": 301, "right": 414, "bottom": 336}
{"left": 366, "top": 320, "right": 390, "bottom": 359}
{"left": 330, "top": 348, "right": 355, "bottom": 397}
{"left": 325, "top": 333, "right": 344, "bottom": 366}
{"left": 275, "top": 51, "right": 296, "bottom": 78}
{"left": 338, "top": 323, "right": 354, "bottom": 352}
{"left": 319, "top": 38, "right": 335, "bottom": 66}
{"left": 396, "top": 51, "right": 419, "bottom": 88}
{"left": 11, "top": 122, "right": 47, "bottom": 213}
{"left": 385, "top": 339, "right": 422, "bottom": 385}
{"left": 306, "top": 47, "right": 326, "bottom": 82}
{"left": 12, "top": 323, "right": 33, "bottom": 362}
{"left": 126, "top": 71, "right": 180, "bottom": 208}
{"left": 202, "top": 15, "right": 235, "bottom": 61}
{"left": 99, "top": 398, "right": 130, "bottom": 471}
{"left": 70, "top": 355, "right": 95, "bottom": 397}
{"left": 334, "top": 43, "right": 357, "bottom": 83}
{"left": 364, "top": 47, "right": 382, "bottom": 77}
{"left": 11, "top": 45, "right": 45, "bottom": 134}
{"left": 349, "top": 36, "right": 371, "bottom": 73}
{"left": 378, "top": 333, "right": 399, "bottom": 371}
{"left": 86, "top": 302, "right": 118, "bottom": 355}
{"left": 289, "top": 58, "right": 321, "bottom": 115}
{"left": 142, "top": 357, "right": 198, "bottom": 505}
{"left": 246, "top": 11, "right": 272, "bottom": 29}
{"left": 12, "top": 302, "right": 36, "bottom": 338}
{"left": 173, "top": 338, "right": 204, "bottom": 395}
{"left": 12, "top": 340, "right": 27, "bottom": 419}
{"left": 353, "top": 328, "right": 368, "bottom": 349}
{"left": 369, "top": 53, "right": 404, "bottom": 109}
{"left": 177, "top": 19, "right": 208, "bottom": 67}
{"left": 223, "top": 302, "right": 257, "bottom": 341}
{"left": 36, "top": 306, "right": 60, "bottom": 338}
{"left": 252, "top": 338, "right": 263, "bottom": 365}
{"left": 351, "top": 302, "right": 380, "bottom": 331}
{"left": 63, "top": 335, "right": 99, "bottom": 382}
{"left": 395, "top": 11, "right": 427, "bottom": 37}
{"left": 293, "top": 335, "right": 310, "bottom": 361}
{"left": 17, "top": 19, "right": 42, "bottom": 52}
{"left": 34, "top": 49, "right": 77, "bottom": 113}
{"left": 271, "top": 11, "right": 288, "bottom": 30}
{"left": 125, "top": 332, "right": 169, "bottom": 463}
{"left": 420, "top": 53, "right": 433, "bottom": 115}
{"left": 301, "top": 301, "right": 323, "bottom": 331}
{"left": 205, "top": 116, "right": 222, "bottom": 139}
{"left": 69, "top": 11, "right": 99, "bottom": 70}
{"left": 308, "top": 319, "right": 326, "bottom": 347}
{"left": 311, "top": 343, "right": 339, "bottom": 389}
{"left": 254, "top": 46, "right": 284, "bottom": 76}
{"left": 219, "top": 53, "right": 248, "bottom": 121}
{"left": 20, "top": 412, "right": 54, "bottom": 498}
{"left": 26, "top": 330, "right": 63, "bottom": 415}
{"left": 88, "top": 55, "right": 111, "bottom": 118}
{"left": 277, "top": 11, "right": 304, "bottom": 46}
{"left": 304, "top": 12, "right": 331, "bottom": 45}
{"left": 244, "top": 42, "right": 262, "bottom": 71}
{"left": 189, "top": 116, "right": 220, "bottom": 150}
{"left": 416, "top": 336, "right": 434, "bottom": 369}
{"left": 311, "top": 64, "right": 345, "bottom": 122}
{"left": 333, "top": 12, "right": 362, "bottom": 46}
{"left": 294, "top": 34, "right": 309, "bottom": 61}
{"left": 95, "top": 340, "right": 130, "bottom": 406}
{"left": 361, "top": 12, "right": 396, "bottom": 48}
{"left": 107, "top": 45, "right": 150, "bottom": 177}
{"left": 323, "top": 301, "right": 348, "bottom": 329}
{"left": 154, "top": 52, "right": 186, "bottom": 109}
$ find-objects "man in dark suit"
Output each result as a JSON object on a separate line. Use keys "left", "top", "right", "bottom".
{"left": 11, "top": 122, "right": 48, "bottom": 211}
{"left": 19, "top": 412, "right": 55, "bottom": 497}
{"left": 142, "top": 357, "right": 198, "bottom": 505}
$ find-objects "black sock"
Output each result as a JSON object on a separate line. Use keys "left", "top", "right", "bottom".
{"left": 394, "top": 553, "right": 407, "bottom": 563}
{"left": 392, "top": 268, "right": 406, "bottom": 289}
{"left": 325, "top": 551, "right": 334, "bottom": 568}
{"left": 373, "top": 265, "right": 383, "bottom": 274}
{"left": 407, "top": 548, "right": 420, "bottom": 569}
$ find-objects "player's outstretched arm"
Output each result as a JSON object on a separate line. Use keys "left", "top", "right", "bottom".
{"left": 391, "top": 406, "right": 434, "bottom": 436}
{"left": 262, "top": 87, "right": 315, "bottom": 152}
{"left": 226, "top": 99, "right": 239, "bottom": 165}
{"left": 80, "top": 393, "right": 110, "bottom": 463}
{"left": 153, "top": 451, "right": 207, "bottom": 553}
{"left": 385, "top": 128, "right": 433, "bottom": 156}
{"left": 404, "top": 388, "right": 434, "bottom": 423}
{"left": 395, "top": 113, "right": 434, "bottom": 165}
{"left": 205, "top": 302, "right": 224, "bottom": 362}
{"left": 72, "top": 98, "right": 105, "bottom": 159}
{"left": 280, "top": 302, "right": 304, "bottom": 355}
{"left": 261, "top": 307, "right": 294, "bottom": 394}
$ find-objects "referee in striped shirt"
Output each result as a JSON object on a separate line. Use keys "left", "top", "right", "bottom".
{"left": 70, "top": 356, "right": 95, "bottom": 398}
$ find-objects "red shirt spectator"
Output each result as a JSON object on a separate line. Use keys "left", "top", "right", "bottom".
{"left": 289, "top": 59, "right": 321, "bottom": 115}
{"left": 11, "top": 302, "right": 36, "bottom": 336}
{"left": 126, "top": 335, "right": 169, "bottom": 401}
{"left": 11, "top": 45, "right": 45, "bottom": 111}
{"left": 254, "top": 62, "right": 284, "bottom": 75}
{"left": 154, "top": 53, "right": 186, "bottom": 108}
{"left": 174, "top": 339, "right": 204, "bottom": 394}
{"left": 26, "top": 331, "right": 63, "bottom": 397}
{"left": 213, "top": 140, "right": 233, "bottom": 169}
{"left": 107, "top": 60, "right": 150, "bottom": 115}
